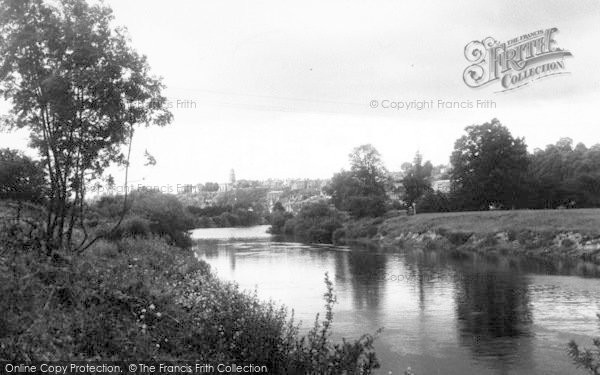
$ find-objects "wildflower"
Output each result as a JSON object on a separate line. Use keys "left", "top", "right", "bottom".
{"left": 149, "top": 304, "right": 155, "bottom": 310}
{"left": 156, "top": 312, "right": 162, "bottom": 318}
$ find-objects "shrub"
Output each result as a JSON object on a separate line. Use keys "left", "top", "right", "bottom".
{"left": 0, "top": 148, "right": 46, "bottom": 204}
{"left": 0, "top": 239, "right": 381, "bottom": 373}
{"left": 334, "top": 217, "right": 383, "bottom": 245}
{"left": 92, "top": 190, "right": 194, "bottom": 248}
{"left": 416, "top": 191, "right": 453, "bottom": 213}
{"left": 288, "top": 201, "right": 344, "bottom": 243}
{"left": 446, "top": 231, "right": 473, "bottom": 246}
{"left": 122, "top": 216, "right": 152, "bottom": 237}
{"left": 568, "top": 314, "right": 600, "bottom": 374}
{"left": 268, "top": 208, "right": 293, "bottom": 235}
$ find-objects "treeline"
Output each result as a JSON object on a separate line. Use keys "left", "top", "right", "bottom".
{"left": 422, "top": 119, "right": 600, "bottom": 212}
{"left": 185, "top": 188, "right": 269, "bottom": 228}
{"left": 270, "top": 119, "right": 600, "bottom": 244}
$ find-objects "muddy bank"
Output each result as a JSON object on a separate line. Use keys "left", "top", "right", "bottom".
{"left": 375, "top": 228, "right": 600, "bottom": 264}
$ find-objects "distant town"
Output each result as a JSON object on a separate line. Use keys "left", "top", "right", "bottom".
{"left": 175, "top": 165, "right": 451, "bottom": 214}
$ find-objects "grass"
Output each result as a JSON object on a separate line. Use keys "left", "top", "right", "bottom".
{"left": 380, "top": 209, "right": 600, "bottom": 236}
{"left": 0, "top": 206, "right": 381, "bottom": 373}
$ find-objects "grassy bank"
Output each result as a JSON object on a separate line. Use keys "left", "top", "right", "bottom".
{"left": 375, "top": 209, "right": 600, "bottom": 264}
{"left": 0, "top": 207, "right": 380, "bottom": 372}
{"left": 381, "top": 209, "right": 600, "bottom": 235}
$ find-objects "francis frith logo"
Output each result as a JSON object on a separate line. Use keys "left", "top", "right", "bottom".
{"left": 463, "top": 28, "right": 572, "bottom": 92}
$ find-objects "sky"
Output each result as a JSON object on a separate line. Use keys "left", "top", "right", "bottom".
{"left": 1, "top": 0, "right": 599, "bottom": 188}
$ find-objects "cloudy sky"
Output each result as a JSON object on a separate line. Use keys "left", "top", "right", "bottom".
{"left": 1, "top": 0, "right": 599, "bottom": 187}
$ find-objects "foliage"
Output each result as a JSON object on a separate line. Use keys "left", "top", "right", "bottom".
{"left": 332, "top": 217, "right": 384, "bottom": 246}
{"left": 0, "top": 148, "right": 46, "bottom": 203}
{"left": 401, "top": 152, "right": 433, "bottom": 206}
{"left": 283, "top": 273, "right": 381, "bottom": 373}
{"left": 216, "top": 188, "right": 268, "bottom": 216}
{"left": 327, "top": 144, "right": 389, "bottom": 218}
{"left": 184, "top": 188, "right": 269, "bottom": 228}
{"left": 528, "top": 139, "right": 600, "bottom": 209}
{"left": 284, "top": 201, "right": 344, "bottom": 243}
{"left": 268, "top": 202, "right": 293, "bottom": 235}
{"left": 0, "top": 238, "right": 380, "bottom": 373}
{"left": 450, "top": 119, "right": 529, "bottom": 211}
{"left": 0, "top": 0, "right": 171, "bottom": 251}
{"left": 568, "top": 314, "right": 600, "bottom": 374}
{"left": 91, "top": 190, "right": 194, "bottom": 248}
{"left": 188, "top": 205, "right": 265, "bottom": 228}
{"left": 416, "top": 190, "right": 454, "bottom": 213}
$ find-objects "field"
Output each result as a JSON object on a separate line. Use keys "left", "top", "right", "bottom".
{"left": 381, "top": 209, "right": 600, "bottom": 236}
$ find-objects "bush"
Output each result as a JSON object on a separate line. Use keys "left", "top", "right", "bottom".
{"left": 92, "top": 190, "right": 194, "bottom": 248}
{"left": 334, "top": 217, "right": 383, "bottom": 245}
{"left": 416, "top": 191, "right": 453, "bottom": 213}
{"left": 268, "top": 209, "right": 293, "bottom": 235}
{"left": 287, "top": 201, "right": 344, "bottom": 243}
{"left": 568, "top": 314, "right": 600, "bottom": 374}
{"left": 0, "top": 148, "right": 46, "bottom": 204}
{"left": 0, "top": 238, "right": 380, "bottom": 373}
{"left": 446, "top": 231, "right": 472, "bottom": 246}
{"left": 122, "top": 216, "right": 152, "bottom": 237}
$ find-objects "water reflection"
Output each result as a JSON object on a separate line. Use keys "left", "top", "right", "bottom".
{"left": 454, "top": 267, "right": 533, "bottom": 363}
{"left": 192, "top": 227, "right": 600, "bottom": 375}
{"left": 346, "top": 252, "right": 387, "bottom": 310}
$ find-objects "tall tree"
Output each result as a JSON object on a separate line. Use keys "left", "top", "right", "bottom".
{"left": 0, "top": 0, "right": 172, "bottom": 251}
{"left": 450, "top": 119, "right": 529, "bottom": 210}
{"left": 402, "top": 152, "right": 433, "bottom": 206}
{"left": 327, "top": 144, "right": 388, "bottom": 217}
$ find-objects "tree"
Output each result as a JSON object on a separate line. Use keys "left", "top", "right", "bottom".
{"left": 450, "top": 119, "right": 529, "bottom": 210}
{"left": 0, "top": 0, "right": 171, "bottom": 251}
{"left": 327, "top": 144, "right": 389, "bottom": 218}
{"left": 285, "top": 201, "right": 343, "bottom": 243}
{"left": 402, "top": 152, "right": 433, "bottom": 206}
{"left": 0, "top": 148, "right": 46, "bottom": 203}
{"left": 349, "top": 144, "right": 388, "bottom": 191}
{"left": 268, "top": 201, "right": 293, "bottom": 235}
{"left": 528, "top": 139, "right": 600, "bottom": 208}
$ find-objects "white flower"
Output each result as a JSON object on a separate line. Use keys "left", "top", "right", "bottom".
{"left": 149, "top": 304, "right": 155, "bottom": 310}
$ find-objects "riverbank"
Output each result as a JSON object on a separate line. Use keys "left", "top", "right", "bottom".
{"left": 1, "top": 212, "right": 380, "bottom": 372}
{"left": 349, "top": 209, "right": 600, "bottom": 264}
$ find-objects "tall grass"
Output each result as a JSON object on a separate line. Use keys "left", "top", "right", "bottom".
{"left": 0, "top": 234, "right": 380, "bottom": 373}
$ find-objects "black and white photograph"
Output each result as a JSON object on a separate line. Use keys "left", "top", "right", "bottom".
{"left": 1, "top": 0, "right": 600, "bottom": 374}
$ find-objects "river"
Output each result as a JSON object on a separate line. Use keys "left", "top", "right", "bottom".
{"left": 191, "top": 225, "right": 600, "bottom": 375}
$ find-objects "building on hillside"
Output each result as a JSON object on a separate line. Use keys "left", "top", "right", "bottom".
{"left": 266, "top": 190, "right": 284, "bottom": 211}
{"left": 432, "top": 179, "right": 451, "bottom": 193}
{"left": 218, "top": 183, "right": 233, "bottom": 192}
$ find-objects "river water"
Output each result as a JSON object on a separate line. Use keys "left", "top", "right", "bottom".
{"left": 191, "top": 225, "right": 600, "bottom": 375}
